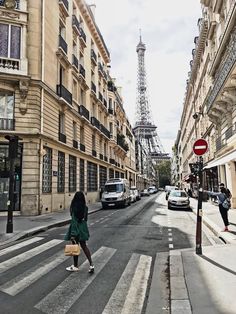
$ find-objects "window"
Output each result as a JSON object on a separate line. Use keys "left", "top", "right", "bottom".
{"left": 109, "top": 168, "right": 114, "bottom": 179}
{"left": 0, "top": 92, "right": 14, "bottom": 130}
{"left": 59, "top": 65, "right": 66, "bottom": 85}
{"left": 69, "top": 155, "right": 76, "bottom": 192}
{"left": 99, "top": 166, "right": 107, "bottom": 188}
{"left": 42, "top": 147, "right": 52, "bottom": 193}
{"left": 0, "top": 23, "right": 21, "bottom": 59}
{"left": 80, "top": 88, "right": 85, "bottom": 106}
{"left": 92, "top": 133, "right": 96, "bottom": 150}
{"left": 87, "top": 161, "right": 97, "bottom": 191}
{"left": 104, "top": 142, "right": 107, "bottom": 156}
{"left": 72, "top": 79, "right": 77, "bottom": 101}
{"left": 80, "top": 158, "right": 85, "bottom": 191}
{"left": 80, "top": 126, "right": 84, "bottom": 144}
{"left": 57, "top": 151, "right": 65, "bottom": 192}
{"left": 0, "top": 0, "right": 20, "bottom": 9}
{"left": 73, "top": 121, "right": 77, "bottom": 140}
{"left": 59, "top": 112, "right": 65, "bottom": 134}
{"left": 109, "top": 98, "right": 112, "bottom": 109}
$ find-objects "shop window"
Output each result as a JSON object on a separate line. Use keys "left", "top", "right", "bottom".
{"left": 57, "top": 151, "right": 65, "bottom": 192}
{"left": 42, "top": 147, "right": 52, "bottom": 193}
{"left": 69, "top": 155, "right": 76, "bottom": 192}
{"left": 99, "top": 165, "right": 107, "bottom": 188}
{"left": 87, "top": 161, "right": 97, "bottom": 191}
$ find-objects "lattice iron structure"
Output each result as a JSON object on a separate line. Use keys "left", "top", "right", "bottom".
{"left": 133, "top": 33, "right": 169, "bottom": 182}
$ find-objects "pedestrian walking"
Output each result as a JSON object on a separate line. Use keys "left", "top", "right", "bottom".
{"left": 65, "top": 191, "right": 94, "bottom": 273}
{"left": 206, "top": 185, "right": 232, "bottom": 232}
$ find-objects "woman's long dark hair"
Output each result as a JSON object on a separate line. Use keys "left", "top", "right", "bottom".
{"left": 70, "top": 191, "right": 86, "bottom": 221}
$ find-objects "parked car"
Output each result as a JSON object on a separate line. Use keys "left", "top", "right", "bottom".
{"left": 141, "top": 189, "right": 150, "bottom": 196}
{"left": 165, "top": 185, "right": 177, "bottom": 200}
{"left": 130, "top": 186, "right": 141, "bottom": 201}
{"left": 130, "top": 190, "right": 137, "bottom": 203}
{"left": 167, "top": 190, "right": 190, "bottom": 210}
{"left": 148, "top": 186, "right": 158, "bottom": 194}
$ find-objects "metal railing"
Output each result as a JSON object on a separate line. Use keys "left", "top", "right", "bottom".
{"left": 80, "top": 143, "right": 85, "bottom": 152}
{"left": 56, "top": 84, "right": 72, "bottom": 105}
{"left": 91, "top": 81, "right": 96, "bottom": 94}
{"left": 91, "top": 116, "right": 100, "bottom": 129}
{"left": 72, "top": 54, "right": 78, "bottom": 69}
{"left": 100, "top": 124, "right": 110, "bottom": 138}
{"left": 79, "top": 28, "right": 86, "bottom": 43}
{"left": 79, "top": 64, "right": 86, "bottom": 78}
{"left": 79, "top": 105, "right": 90, "bottom": 120}
{"left": 59, "top": 0, "right": 68, "bottom": 11}
{"left": 59, "top": 34, "right": 67, "bottom": 54}
{"left": 72, "top": 15, "right": 80, "bottom": 33}
{"left": 91, "top": 49, "right": 97, "bottom": 62}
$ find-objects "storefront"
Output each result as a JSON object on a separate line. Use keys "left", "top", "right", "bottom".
{"left": 0, "top": 143, "right": 22, "bottom": 211}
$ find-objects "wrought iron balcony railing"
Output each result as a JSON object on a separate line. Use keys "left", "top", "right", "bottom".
{"left": 56, "top": 84, "right": 72, "bottom": 105}
{"left": 79, "top": 28, "right": 86, "bottom": 43}
{"left": 79, "top": 64, "right": 86, "bottom": 78}
{"left": 92, "top": 149, "right": 97, "bottom": 157}
{"left": 80, "top": 143, "right": 85, "bottom": 152}
{"left": 91, "top": 49, "right": 97, "bottom": 62}
{"left": 91, "top": 116, "right": 100, "bottom": 129}
{"left": 99, "top": 92, "right": 103, "bottom": 102}
{"left": 79, "top": 105, "right": 90, "bottom": 121}
{"left": 100, "top": 124, "right": 110, "bottom": 138}
{"left": 72, "top": 15, "right": 80, "bottom": 34}
{"left": 59, "top": 34, "right": 67, "bottom": 54}
{"left": 91, "top": 81, "right": 96, "bottom": 94}
{"left": 72, "top": 54, "right": 79, "bottom": 69}
{"left": 73, "top": 140, "right": 78, "bottom": 149}
{"left": 59, "top": 0, "right": 68, "bottom": 11}
{"left": 59, "top": 132, "right": 66, "bottom": 143}
{"left": 104, "top": 156, "right": 108, "bottom": 162}
{"left": 103, "top": 99, "right": 107, "bottom": 108}
{"left": 99, "top": 153, "right": 103, "bottom": 160}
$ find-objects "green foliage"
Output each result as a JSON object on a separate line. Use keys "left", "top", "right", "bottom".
{"left": 156, "top": 160, "right": 171, "bottom": 187}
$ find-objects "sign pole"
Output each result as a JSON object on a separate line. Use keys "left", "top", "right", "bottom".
{"left": 196, "top": 156, "right": 203, "bottom": 255}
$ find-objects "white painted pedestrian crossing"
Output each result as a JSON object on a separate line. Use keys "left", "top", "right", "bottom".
{"left": 0, "top": 250, "right": 69, "bottom": 296}
{"left": 102, "top": 254, "right": 152, "bottom": 314}
{"left": 0, "top": 239, "right": 154, "bottom": 314}
{"left": 0, "top": 237, "right": 43, "bottom": 257}
{"left": 35, "top": 246, "right": 116, "bottom": 314}
{"left": 0, "top": 239, "right": 62, "bottom": 274}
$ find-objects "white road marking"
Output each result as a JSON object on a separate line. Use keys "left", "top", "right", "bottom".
{"left": 35, "top": 246, "right": 116, "bottom": 314}
{"left": 0, "top": 237, "right": 43, "bottom": 257}
{"left": 0, "top": 251, "right": 69, "bottom": 295}
{"left": 0, "top": 239, "right": 62, "bottom": 274}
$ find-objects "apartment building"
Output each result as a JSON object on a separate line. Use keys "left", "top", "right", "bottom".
{"left": 176, "top": 0, "right": 236, "bottom": 207}
{"left": 0, "top": 0, "right": 136, "bottom": 215}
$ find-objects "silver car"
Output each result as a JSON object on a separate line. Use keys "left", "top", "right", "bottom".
{"left": 167, "top": 190, "right": 190, "bottom": 210}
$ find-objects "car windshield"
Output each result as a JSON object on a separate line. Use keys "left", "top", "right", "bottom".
{"left": 104, "top": 184, "right": 123, "bottom": 193}
{"left": 170, "top": 191, "right": 187, "bottom": 197}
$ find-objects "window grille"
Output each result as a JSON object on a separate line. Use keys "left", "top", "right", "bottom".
{"left": 87, "top": 161, "right": 97, "bottom": 191}
{"left": 57, "top": 151, "right": 65, "bottom": 192}
{"left": 109, "top": 168, "right": 114, "bottom": 179}
{"left": 80, "top": 158, "right": 85, "bottom": 191}
{"left": 99, "top": 166, "right": 107, "bottom": 188}
{"left": 42, "top": 147, "right": 52, "bottom": 193}
{"left": 115, "top": 171, "right": 119, "bottom": 178}
{"left": 69, "top": 155, "right": 76, "bottom": 192}
{"left": 120, "top": 172, "right": 124, "bottom": 178}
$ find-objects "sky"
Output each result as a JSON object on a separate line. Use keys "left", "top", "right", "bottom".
{"left": 88, "top": 0, "right": 202, "bottom": 155}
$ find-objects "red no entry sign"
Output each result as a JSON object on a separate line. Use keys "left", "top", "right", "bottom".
{"left": 193, "top": 139, "right": 208, "bottom": 156}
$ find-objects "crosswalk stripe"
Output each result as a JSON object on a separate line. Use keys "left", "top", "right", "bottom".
{"left": 0, "top": 251, "right": 69, "bottom": 296}
{"left": 35, "top": 246, "right": 116, "bottom": 314}
{"left": 102, "top": 254, "right": 141, "bottom": 314}
{"left": 121, "top": 255, "right": 152, "bottom": 314}
{"left": 0, "top": 237, "right": 43, "bottom": 257}
{"left": 102, "top": 254, "right": 152, "bottom": 314}
{"left": 0, "top": 239, "right": 62, "bottom": 274}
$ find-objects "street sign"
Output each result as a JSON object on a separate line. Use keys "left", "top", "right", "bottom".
{"left": 193, "top": 139, "right": 208, "bottom": 156}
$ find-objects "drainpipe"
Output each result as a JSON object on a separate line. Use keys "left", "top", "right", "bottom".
{"left": 38, "top": 0, "right": 45, "bottom": 215}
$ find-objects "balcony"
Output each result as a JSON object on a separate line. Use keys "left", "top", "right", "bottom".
{"left": 109, "top": 158, "right": 115, "bottom": 165}
{"left": 56, "top": 84, "right": 72, "bottom": 106}
{"left": 91, "top": 81, "right": 96, "bottom": 95}
{"left": 92, "top": 150, "right": 97, "bottom": 157}
{"left": 79, "top": 28, "right": 87, "bottom": 47}
{"left": 79, "top": 64, "right": 86, "bottom": 78}
{"left": 108, "top": 80, "right": 116, "bottom": 92}
{"left": 98, "top": 92, "right": 103, "bottom": 103}
{"left": 72, "top": 54, "right": 79, "bottom": 70}
{"left": 73, "top": 140, "right": 78, "bottom": 149}
{"left": 103, "top": 99, "right": 107, "bottom": 108}
{"left": 80, "top": 143, "right": 85, "bottom": 152}
{"left": 117, "top": 133, "right": 129, "bottom": 152}
{"left": 0, "top": 118, "right": 15, "bottom": 130}
{"left": 98, "top": 62, "right": 103, "bottom": 75}
{"left": 108, "top": 108, "right": 114, "bottom": 115}
{"left": 59, "top": 132, "right": 66, "bottom": 143}
{"left": 79, "top": 105, "right": 90, "bottom": 121}
{"left": 99, "top": 153, "right": 103, "bottom": 160}
{"left": 91, "top": 116, "right": 100, "bottom": 129}
{"left": 59, "top": 0, "right": 69, "bottom": 16}
{"left": 72, "top": 15, "right": 80, "bottom": 35}
{"left": 58, "top": 34, "right": 67, "bottom": 55}
{"left": 100, "top": 124, "right": 110, "bottom": 139}
{"left": 104, "top": 156, "right": 108, "bottom": 162}
{"left": 91, "top": 49, "right": 97, "bottom": 65}
{"left": 0, "top": 57, "right": 28, "bottom": 76}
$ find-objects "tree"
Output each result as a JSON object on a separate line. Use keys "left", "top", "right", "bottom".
{"left": 156, "top": 160, "right": 171, "bottom": 187}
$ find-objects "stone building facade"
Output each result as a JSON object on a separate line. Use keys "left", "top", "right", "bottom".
{"left": 0, "top": 0, "right": 137, "bottom": 215}
{"left": 176, "top": 0, "right": 236, "bottom": 207}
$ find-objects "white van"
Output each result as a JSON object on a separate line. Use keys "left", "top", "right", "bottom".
{"left": 101, "top": 178, "right": 131, "bottom": 209}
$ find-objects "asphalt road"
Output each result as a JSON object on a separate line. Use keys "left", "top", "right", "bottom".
{"left": 0, "top": 192, "right": 214, "bottom": 314}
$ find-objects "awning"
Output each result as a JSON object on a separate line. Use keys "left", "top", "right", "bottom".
{"left": 204, "top": 150, "right": 236, "bottom": 169}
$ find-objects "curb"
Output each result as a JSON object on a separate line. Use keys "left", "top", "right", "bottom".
{"left": 0, "top": 207, "right": 102, "bottom": 247}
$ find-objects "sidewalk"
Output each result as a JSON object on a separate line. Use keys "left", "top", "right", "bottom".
{"left": 0, "top": 201, "right": 102, "bottom": 246}
{"left": 170, "top": 198, "right": 236, "bottom": 314}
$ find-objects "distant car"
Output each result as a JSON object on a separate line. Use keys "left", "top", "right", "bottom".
{"left": 130, "top": 186, "right": 141, "bottom": 201}
{"left": 148, "top": 186, "right": 158, "bottom": 194}
{"left": 141, "top": 189, "right": 150, "bottom": 196}
{"left": 167, "top": 190, "right": 190, "bottom": 210}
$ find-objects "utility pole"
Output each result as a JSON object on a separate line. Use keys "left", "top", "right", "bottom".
{"left": 5, "top": 135, "right": 19, "bottom": 233}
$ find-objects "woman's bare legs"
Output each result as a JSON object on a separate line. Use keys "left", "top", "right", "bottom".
{"left": 80, "top": 241, "right": 93, "bottom": 265}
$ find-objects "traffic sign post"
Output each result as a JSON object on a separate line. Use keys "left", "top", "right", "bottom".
{"left": 193, "top": 139, "right": 208, "bottom": 255}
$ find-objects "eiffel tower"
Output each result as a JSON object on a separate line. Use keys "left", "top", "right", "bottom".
{"left": 133, "top": 32, "right": 169, "bottom": 181}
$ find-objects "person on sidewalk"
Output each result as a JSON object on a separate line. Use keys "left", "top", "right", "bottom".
{"left": 206, "top": 185, "right": 231, "bottom": 232}
{"left": 64, "top": 191, "right": 94, "bottom": 273}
